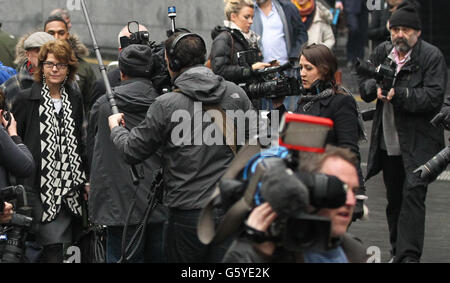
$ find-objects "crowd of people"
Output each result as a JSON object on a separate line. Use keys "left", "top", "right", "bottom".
{"left": 0, "top": 0, "right": 448, "bottom": 264}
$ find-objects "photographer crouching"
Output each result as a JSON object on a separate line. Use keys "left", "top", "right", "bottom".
{"left": 222, "top": 145, "right": 367, "bottom": 263}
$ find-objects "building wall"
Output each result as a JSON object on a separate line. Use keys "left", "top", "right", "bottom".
{"left": 0, "top": 0, "right": 226, "bottom": 58}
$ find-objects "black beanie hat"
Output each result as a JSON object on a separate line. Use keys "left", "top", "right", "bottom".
{"left": 119, "top": 44, "right": 153, "bottom": 78}
{"left": 389, "top": 1, "right": 422, "bottom": 30}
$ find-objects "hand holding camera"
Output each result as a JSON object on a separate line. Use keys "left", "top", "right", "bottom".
{"left": 0, "top": 109, "right": 17, "bottom": 136}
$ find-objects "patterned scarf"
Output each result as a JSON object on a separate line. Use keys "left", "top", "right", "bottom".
{"left": 39, "top": 82, "right": 86, "bottom": 222}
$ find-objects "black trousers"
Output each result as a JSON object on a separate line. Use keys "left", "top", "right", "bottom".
{"left": 165, "top": 208, "right": 232, "bottom": 263}
{"left": 345, "top": 10, "right": 368, "bottom": 63}
{"left": 381, "top": 150, "right": 428, "bottom": 262}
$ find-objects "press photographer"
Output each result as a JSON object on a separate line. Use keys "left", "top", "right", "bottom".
{"left": 221, "top": 145, "right": 367, "bottom": 263}
{"left": 209, "top": 0, "right": 271, "bottom": 85}
{"left": 0, "top": 88, "right": 34, "bottom": 262}
{"left": 109, "top": 32, "right": 254, "bottom": 263}
{"left": 358, "top": 1, "right": 448, "bottom": 263}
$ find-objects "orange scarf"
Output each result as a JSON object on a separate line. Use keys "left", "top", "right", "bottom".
{"left": 292, "top": 0, "right": 315, "bottom": 22}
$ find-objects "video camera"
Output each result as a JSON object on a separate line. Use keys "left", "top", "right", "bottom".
{"left": 236, "top": 50, "right": 302, "bottom": 100}
{"left": 355, "top": 58, "right": 396, "bottom": 96}
{"left": 0, "top": 185, "right": 33, "bottom": 263}
{"left": 119, "top": 21, "right": 155, "bottom": 50}
{"left": 198, "top": 113, "right": 349, "bottom": 252}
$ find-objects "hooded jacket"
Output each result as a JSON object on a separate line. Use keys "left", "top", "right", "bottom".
{"left": 88, "top": 77, "right": 167, "bottom": 225}
{"left": 111, "top": 66, "right": 254, "bottom": 210}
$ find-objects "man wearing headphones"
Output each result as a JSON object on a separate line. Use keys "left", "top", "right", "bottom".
{"left": 108, "top": 32, "right": 254, "bottom": 262}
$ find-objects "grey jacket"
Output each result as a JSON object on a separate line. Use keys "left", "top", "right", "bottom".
{"left": 88, "top": 78, "right": 167, "bottom": 225}
{"left": 111, "top": 66, "right": 253, "bottom": 210}
{"left": 0, "top": 126, "right": 34, "bottom": 188}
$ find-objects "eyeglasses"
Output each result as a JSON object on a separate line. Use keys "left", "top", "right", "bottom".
{"left": 43, "top": 61, "right": 68, "bottom": 70}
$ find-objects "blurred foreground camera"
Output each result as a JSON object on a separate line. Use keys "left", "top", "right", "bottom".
{"left": 198, "top": 113, "right": 349, "bottom": 251}
{"left": 0, "top": 185, "right": 33, "bottom": 263}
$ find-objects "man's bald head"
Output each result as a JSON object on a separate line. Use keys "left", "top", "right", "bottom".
{"left": 118, "top": 24, "right": 148, "bottom": 49}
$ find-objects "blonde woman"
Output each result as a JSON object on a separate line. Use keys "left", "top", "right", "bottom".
{"left": 209, "top": 0, "right": 270, "bottom": 84}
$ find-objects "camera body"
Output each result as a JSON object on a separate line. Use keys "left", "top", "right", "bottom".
{"left": 0, "top": 185, "right": 33, "bottom": 263}
{"left": 119, "top": 21, "right": 154, "bottom": 50}
{"left": 236, "top": 50, "right": 302, "bottom": 99}
{"left": 355, "top": 59, "right": 396, "bottom": 96}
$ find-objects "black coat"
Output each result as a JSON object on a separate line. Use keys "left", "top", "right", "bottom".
{"left": 87, "top": 77, "right": 167, "bottom": 225}
{"left": 359, "top": 39, "right": 447, "bottom": 186}
{"left": 11, "top": 82, "right": 86, "bottom": 221}
{"left": 275, "top": 88, "right": 364, "bottom": 188}
{"left": 210, "top": 26, "right": 256, "bottom": 84}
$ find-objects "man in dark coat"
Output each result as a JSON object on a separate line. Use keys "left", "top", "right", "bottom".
{"left": 87, "top": 44, "right": 167, "bottom": 263}
{"left": 108, "top": 32, "right": 255, "bottom": 262}
{"left": 358, "top": 1, "right": 448, "bottom": 263}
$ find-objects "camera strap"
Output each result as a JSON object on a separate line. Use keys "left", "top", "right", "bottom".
{"left": 197, "top": 143, "right": 263, "bottom": 245}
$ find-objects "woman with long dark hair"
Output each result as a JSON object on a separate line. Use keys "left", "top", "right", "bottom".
{"left": 275, "top": 44, "right": 366, "bottom": 219}
{"left": 11, "top": 39, "right": 87, "bottom": 262}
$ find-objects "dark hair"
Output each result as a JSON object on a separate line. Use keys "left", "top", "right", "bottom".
{"left": 165, "top": 32, "right": 206, "bottom": 72}
{"left": 301, "top": 44, "right": 338, "bottom": 85}
{"left": 44, "top": 15, "right": 68, "bottom": 31}
{"left": 34, "top": 39, "right": 78, "bottom": 84}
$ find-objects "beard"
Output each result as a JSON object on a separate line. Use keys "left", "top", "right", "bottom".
{"left": 393, "top": 37, "right": 412, "bottom": 53}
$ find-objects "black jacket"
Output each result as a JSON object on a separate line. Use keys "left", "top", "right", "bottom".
{"left": 88, "top": 77, "right": 167, "bottom": 225}
{"left": 276, "top": 87, "right": 364, "bottom": 187}
{"left": 111, "top": 66, "right": 254, "bottom": 210}
{"left": 359, "top": 39, "right": 447, "bottom": 185}
{"left": 11, "top": 82, "right": 87, "bottom": 221}
{"left": 210, "top": 26, "right": 256, "bottom": 84}
{"left": 0, "top": 126, "right": 34, "bottom": 188}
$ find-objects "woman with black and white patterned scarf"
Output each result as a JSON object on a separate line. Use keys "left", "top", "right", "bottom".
{"left": 11, "top": 39, "right": 88, "bottom": 263}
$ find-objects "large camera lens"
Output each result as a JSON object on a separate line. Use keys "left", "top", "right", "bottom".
{"left": 414, "top": 146, "right": 450, "bottom": 182}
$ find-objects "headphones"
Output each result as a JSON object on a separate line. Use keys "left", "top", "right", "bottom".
{"left": 167, "top": 32, "right": 206, "bottom": 72}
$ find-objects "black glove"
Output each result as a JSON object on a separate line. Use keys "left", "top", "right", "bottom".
{"left": 431, "top": 107, "right": 450, "bottom": 131}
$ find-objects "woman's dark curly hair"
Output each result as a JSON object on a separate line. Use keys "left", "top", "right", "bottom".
{"left": 34, "top": 39, "right": 78, "bottom": 84}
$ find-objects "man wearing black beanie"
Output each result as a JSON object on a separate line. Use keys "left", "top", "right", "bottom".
{"left": 359, "top": 0, "right": 448, "bottom": 263}
{"left": 87, "top": 43, "right": 168, "bottom": 262}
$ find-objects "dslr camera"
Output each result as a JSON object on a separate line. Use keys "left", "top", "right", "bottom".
{"left": 0, "top": 185, "right": 33, "bottom": 263}
{"left": 236, "top": 50, "right": 302, "bottom": 100}
{"left": 198, "top": 113, "right": 349, "bottom": 251}
{"left": 355, "top": 58, "right": 396, "bottom": 96}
